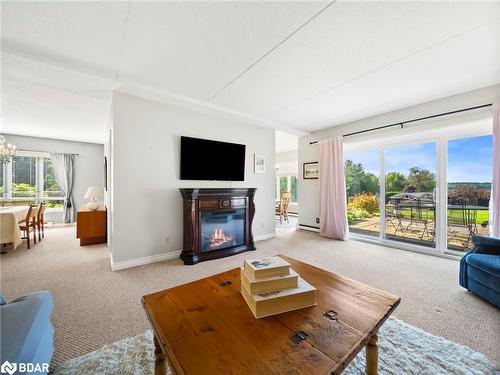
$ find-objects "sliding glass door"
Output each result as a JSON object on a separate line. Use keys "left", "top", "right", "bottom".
{"left": 384, "top": 142, "right": 437, "bottom": 248}
{"left": 344, "top": 150, "right": 380, "bottom": 237}
{"left": 447, "top": 135, "right": 493, "bottom": 251}
{"left": 344, "top": 128, "right": 493, "bottom": 254}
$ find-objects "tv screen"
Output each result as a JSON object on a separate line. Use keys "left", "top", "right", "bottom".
{"left": 180, "top": 136, "right": 246, "bottom": 181}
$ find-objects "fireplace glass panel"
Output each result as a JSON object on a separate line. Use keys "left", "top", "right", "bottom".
{"left": 201, "top": 209, "right": 245, "bottom": 252}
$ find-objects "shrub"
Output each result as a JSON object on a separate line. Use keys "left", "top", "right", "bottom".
{"left": 347, "top": 208, "right": 372, "bottom": 224}
{"left": 449, "top": 186, "right": 490, "bottom": 206}
{"left": 348, "top": 193, "right": 378, "bottom": 215}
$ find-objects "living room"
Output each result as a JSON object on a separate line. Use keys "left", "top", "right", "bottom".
{"left": 1, "top": 2, "right": 499, "bottom": 375}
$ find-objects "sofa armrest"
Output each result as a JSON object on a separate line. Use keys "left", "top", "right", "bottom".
{"left": 0, "top": 291, "right": 53, "bottom": 364}
{"left": 471, "top": 235, "right": 500, "bottom": 255}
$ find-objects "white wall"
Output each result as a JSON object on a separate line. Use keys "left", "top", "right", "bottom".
{"left": 298, "top": 84, "right": 500, "bottom": 228}
{"left": 109, "top": 92, "right": 276, "bottom": 265}
{"left": 2, "top": 134, "right": 104, "bottom": 223}
{"left": 275, "top": 150, "right": 298, "bottom": 176}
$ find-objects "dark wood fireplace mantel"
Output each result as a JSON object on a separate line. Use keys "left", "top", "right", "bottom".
{"left": 179, "top": 188, "right": 256, "bottom": 265}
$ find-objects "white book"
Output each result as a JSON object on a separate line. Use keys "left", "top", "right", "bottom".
{"left": 241, "top": 276, "right": 317, "bottom": 319}
{"left": 243, "top": 256, "right": 290, "bottom": 279}
{"left": 240, "top": 267, "right": 299, "bottom": 294}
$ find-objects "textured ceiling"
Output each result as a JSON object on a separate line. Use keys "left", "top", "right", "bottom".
{"left": 2, "top": 1, "right": 499, "bottom": 142}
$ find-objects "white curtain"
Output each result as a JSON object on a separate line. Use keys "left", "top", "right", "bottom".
{"left": 491, "top": 106, "right": 500, "bottom": 237}
{"left": 50, "top": 153, "right": 75, "bottom": 223}
{"left": 319, "top": 137, "right": 349, "bottom": 240}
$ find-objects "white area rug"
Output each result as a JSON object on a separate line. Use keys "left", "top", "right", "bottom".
{"left": 53, "top": 318, "right": 494, "bottom": 375}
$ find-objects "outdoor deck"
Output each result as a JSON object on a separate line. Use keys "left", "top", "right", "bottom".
{"left": 350, "top": 217, "right": 489, "bottom": 251}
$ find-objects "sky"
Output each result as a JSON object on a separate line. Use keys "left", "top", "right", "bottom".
{"left": 345, "top": 135, "right": 493, "bottom": 183}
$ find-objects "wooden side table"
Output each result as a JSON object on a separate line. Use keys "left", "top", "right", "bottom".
{"left": 76, "top": 206, "right": 107, "bottom": 246}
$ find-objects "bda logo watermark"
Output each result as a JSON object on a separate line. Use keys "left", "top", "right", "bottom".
{"left": 1, "top": 360, "right": 49, "bottom": 374}
{"left": 0, "top": 361, "right": 16, "bottom": 375}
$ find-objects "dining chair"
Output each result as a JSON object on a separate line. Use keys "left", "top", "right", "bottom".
{"left": 275, "top": 192, "right": 292, "bottom": 224}
{"left": 36, "top": 203, "right": 46, "bottom": 241}
{"left": 18, "top": 206, "right": 37, "bottom": 249}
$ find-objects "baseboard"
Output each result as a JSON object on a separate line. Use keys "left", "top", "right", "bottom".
{"left": 111, "top": 234, "right": 275, "bottom": 270}
{"left": 111, "top": 251, "right": 181, "bottom": 271}
{"left": 298, "top": 224, "right": 320, "bottom": 233}
{"left": 254, "top": 233, "right": 276, "bottom": 241}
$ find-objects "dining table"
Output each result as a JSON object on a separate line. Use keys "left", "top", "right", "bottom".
{"left": 0, "top": 205, "right": 33, "bottom": 250}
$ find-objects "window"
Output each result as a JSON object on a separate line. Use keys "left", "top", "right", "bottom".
{"left": 12, "top": 156, "right": 37, "bottom": 198}
{"left": 2, "top": 152, "right": 64, "bottom": 208}
{"left": 276, "top": 175, "right": 298, "bottom": 203}
{"left": 43, "top": 158, "right": 64, "bottom": 207}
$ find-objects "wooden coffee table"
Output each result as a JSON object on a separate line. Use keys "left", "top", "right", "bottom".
{"left": 142, "top": 255, "right": 400, "bottom": 375}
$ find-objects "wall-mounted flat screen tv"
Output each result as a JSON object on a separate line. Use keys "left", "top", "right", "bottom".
{"left": 180, "top": 136, "right": 246, "bottom": 181}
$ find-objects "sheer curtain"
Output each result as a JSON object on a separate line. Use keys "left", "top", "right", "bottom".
{"left": 319, "top": 137, "right": 349, "bottom": 240}
{"left": 50, "top": 153, "right": 75, "bottom": 223}
{"left": 491, "top": 106, "right": 500, "bottom": 237}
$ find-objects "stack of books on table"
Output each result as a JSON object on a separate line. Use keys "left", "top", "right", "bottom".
{"left": 240, "top": 256, "right": 317, "bottom": 318}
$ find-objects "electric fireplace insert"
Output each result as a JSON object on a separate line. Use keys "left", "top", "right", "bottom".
{"left": 179, "top": 188, "right": 256, "bottom": 265}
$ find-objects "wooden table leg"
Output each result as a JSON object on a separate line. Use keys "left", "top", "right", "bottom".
{"left": 366, "top": 333, "right": 378, "bottom": 375}
{"left": 154, "top": 334, "right": 167, "bottom": 375}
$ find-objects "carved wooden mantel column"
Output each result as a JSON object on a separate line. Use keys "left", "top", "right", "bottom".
{"left": 179, "top": 188, "right": 256, "bottom": 265}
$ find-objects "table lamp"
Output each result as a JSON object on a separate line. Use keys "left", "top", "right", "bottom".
{"left": 84, "top": 187, "right": 101, "bottom": 210}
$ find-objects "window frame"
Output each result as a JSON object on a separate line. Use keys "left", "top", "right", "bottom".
{"left": 1, "top": 150, "right": 64, "bottom": 211}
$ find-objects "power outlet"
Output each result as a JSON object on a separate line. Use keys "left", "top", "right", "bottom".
{"left": 164, "top": 236, "right": 170, "bottom": 244}
{"left": 316, "top": 218, "right": 320, "bottom": 224}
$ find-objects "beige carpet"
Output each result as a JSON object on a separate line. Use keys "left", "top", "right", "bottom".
{"left": 1, "top": 226, "right": 499, "bottom": 368}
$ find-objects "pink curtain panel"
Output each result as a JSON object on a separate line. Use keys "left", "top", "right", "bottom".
{"left": 319, "top": 137, "right": 349, "bottom": 240}
{"left": 491, "top": 106, "right": 500, "bottom": 237}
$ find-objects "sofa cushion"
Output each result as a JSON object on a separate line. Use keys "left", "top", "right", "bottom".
{"left": 467, "top": 266, "right": 500, "bottom": 294}
{"left": 0, "top": 291, "right": 53, "bottom": 365}
{"left": 0, "top": 292, "right": 5, "bottom": 306}
{"left": 467, "top": 278, "right": 500, "bottom": 307}
{"left": 466, "top": 254, "right": 500, "bottom": 278}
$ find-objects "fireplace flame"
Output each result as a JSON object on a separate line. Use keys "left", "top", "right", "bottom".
{"left": 209, "top": 228, "right": 236, "bottom": 250}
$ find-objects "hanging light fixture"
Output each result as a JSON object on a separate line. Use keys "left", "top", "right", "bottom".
{"left": 0, "top": 135, "right": 16, "bottom": 164}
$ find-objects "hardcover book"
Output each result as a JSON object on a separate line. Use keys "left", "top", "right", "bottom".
{"left": 240, "top": 276, "right": 317, "bottom": 319}
{"left": 243, "top": 257, "right": 290, "bottom": 279}
{"left": 240, "top": 267, "right": 299, "bottom": 294}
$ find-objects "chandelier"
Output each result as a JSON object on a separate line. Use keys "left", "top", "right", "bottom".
{"left": 0, "top": 135, "right": 16, "bottom": 164}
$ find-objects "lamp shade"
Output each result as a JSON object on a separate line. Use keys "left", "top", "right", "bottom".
{"left": 84, "top": 187, "right": 101, "bottom": 200}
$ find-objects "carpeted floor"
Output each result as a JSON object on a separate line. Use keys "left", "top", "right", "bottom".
{"left": 1, "top": 226, "right": 499, "bottom": 369}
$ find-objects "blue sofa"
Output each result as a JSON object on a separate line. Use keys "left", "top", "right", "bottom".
{"left": 0, "top": 291, "right": 54, "bottom": 374}
{"left": 459, "top": 235, "right": 500, "bottom": 307}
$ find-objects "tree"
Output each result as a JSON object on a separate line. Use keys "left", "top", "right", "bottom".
{"left": 361, "top": 173, "right": 379, "bottom": 194}
{"left": 406, "top": 167, "right": 435, "bottom": 192}
{"left": 386, "top": 172, "right": 407, "bottom": 192}
{"left": 344, "top": 160, "right": 379, "bottom": 197}
{"left": 345, "top": 160, "right": 365, "bottom": 197}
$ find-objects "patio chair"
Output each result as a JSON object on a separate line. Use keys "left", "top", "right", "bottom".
{"left": 385, "top": 198, "right": 404, "bottom": 235}
{"left": 448, "top": 197, "right": 478, "bottom": 249}
{"left": 410, "top": 198, "right": 435, "bottom": 241}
